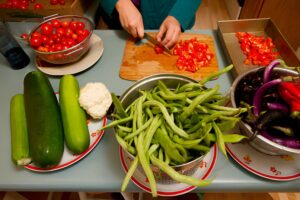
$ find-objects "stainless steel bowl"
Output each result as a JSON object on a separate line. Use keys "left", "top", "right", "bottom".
{"left": 230, "top": 67, "right": 300, "bottom": 155}
{"left": 117, "top": 74, "right": 209, "bottom": 184}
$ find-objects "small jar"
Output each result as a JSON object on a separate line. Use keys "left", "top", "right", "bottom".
{"left": 0, "top": 22, "right": 30, "bottom": 69}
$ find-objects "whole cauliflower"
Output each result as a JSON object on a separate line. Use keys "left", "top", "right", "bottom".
{"left": 79, "top": 82, "right": 112, "bottom": 119}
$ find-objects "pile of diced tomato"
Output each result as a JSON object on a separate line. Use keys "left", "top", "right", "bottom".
{"left": 236, "top": 32, "right": 280, "bottom": 66}
{"left": 173, "top": 38, "right": 214, "bottom": 73}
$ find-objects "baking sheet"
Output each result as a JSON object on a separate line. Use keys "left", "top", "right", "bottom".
{"left": 217, "top": 18, "right": 300, "bottom": 76}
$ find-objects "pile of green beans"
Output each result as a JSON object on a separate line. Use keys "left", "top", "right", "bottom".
{"left": 102, "top": 65, "right": 247, "bottom": 197}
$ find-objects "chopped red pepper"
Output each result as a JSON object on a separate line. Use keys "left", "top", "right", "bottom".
{"left": 173, "top": 38, "right": 214, "bottom": 73}
{"left": 235, "top": 32, "right": 280, "bottom": 66}
{"left": 154, "top": 44, "right": 164, "bottom": 54}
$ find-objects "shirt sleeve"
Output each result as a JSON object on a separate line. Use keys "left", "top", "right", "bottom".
{"left": 169, "top": 0, "right": 202, "bottom": 30}
{"left": 99, "top": 0, "right": 118, "bottom": 17}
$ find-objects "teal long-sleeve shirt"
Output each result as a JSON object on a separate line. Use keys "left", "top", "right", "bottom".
{"left": 99, "top": 0, "right": 202, "bottom": 30}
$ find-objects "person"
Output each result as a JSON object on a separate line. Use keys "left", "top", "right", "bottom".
{"left": 99, "top": 0, "right": 202, "bottom": 48}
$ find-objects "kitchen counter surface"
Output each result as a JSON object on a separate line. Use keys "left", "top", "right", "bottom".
{"left": 0, "top": 22, "right": 299, "bottom": 193}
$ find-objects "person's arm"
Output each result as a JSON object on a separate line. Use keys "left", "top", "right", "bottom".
{"left": 169, "top": 0, "right": 202, "bottom": 31}
{"left": 100, "top": 0, "right": 144, "bottom": 38}
{"left": 115, "top": 0, "right": 144, "bottom": 38}
{"left": 157, "top": 0, "right": 202, "bottom": 48}
{"left": 99, "top": 0, "right": 118, "bottom": 18}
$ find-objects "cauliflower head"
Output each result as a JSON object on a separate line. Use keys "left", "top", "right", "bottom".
{"left": 79, "top": 82, "right": 112, "bottom": 119}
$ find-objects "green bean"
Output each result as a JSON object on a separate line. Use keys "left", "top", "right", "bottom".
{"left": 137, "top": 132, "right": 157, "bottom": 197}
{"left": 187, "top": 114, "right": 216, "bottom": 134}
{"left": 159, "top": 91, "right": 186, "bottom": 101}
{"left": 148, "top": 144, "right": 159, "bottom": 158}
{"left": 144, "top": 115, "right": 162, "bottom": 151}
{"left": 180, "top": 85, "right": 220, "bottom": 121}
{"left": 132, "top": 103, "right": 138, "bottom": 132}
{"left": 212, "top": 121, "right": 227, "bottom": 159}
{"left": 159, "top": 148, "right": 164, "bottom": 161}
{"left": 137, "top": 95, "right": 147, "bottom": 129}
{"left": 173, "top": 135, "right": 203, "bottom": 146}
{"left": 189, "top": 144, "right": 211, "bottom": 153}
{"left": 152, "top": 92, "right": 168, "bottom": 107}
{"left": 121, "top": 156, "right": 139, "bottom": 192}
{"left": 117, "top": 125, "right": 132, "bottom": 132}
{"left": 199, "top": 64, "right": 233, "bottom": 85}
{"left": 116, "top": 134, "right": 136, "bottom": 155}
{"left": 111, "top": 93, "right": 128, "bottom": 118}
{"left": 216, "top": 117, "right": 240, "bottom": 132}
{"left": 177, "top": 82, "right": 205, "bottom": 93}
{"left": 174, "top": 143, "right": 188, "bottom": 161}
{"left": 117, "top": 129, "right": 127, "bottom": 138}
{"left": 206, "top": 133, "right": 247, "bottom": 143}
{"left": 164, "top": 150, "right": 170, "bottom": 165}
{"left": 186, "top": 98, "right": 208, "bottom": 113}
{"left": 144, "top": 100, "right": 189, "bottom": 138}
{"left": 150, "top": 155, "right": 212, "bottom": 187}
{"left": 124, "top": 117, "right": 153, "bottom": 140}
{"left": 155, "top": 128, "right": 186, "bottom": 164}
{"left": 101, "top": 116, "right": 133, "bottom": 130}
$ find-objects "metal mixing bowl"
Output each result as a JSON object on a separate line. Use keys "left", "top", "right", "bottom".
{"left": 28, "top": 15, "right": 93, "bottom": 65}
{"left": 230, "top": 67, "right": 300, "bottom": 155}
{"left": 116, "top": 74, "right": 210, "bottom": 184}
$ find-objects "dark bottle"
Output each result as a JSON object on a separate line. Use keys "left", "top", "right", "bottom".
{"left": 0, "top": 22, "right": 30, "bottom": 69}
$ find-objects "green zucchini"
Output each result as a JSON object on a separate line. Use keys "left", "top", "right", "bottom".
{"left": 59, "top": 75, "right": 90, "bottom": 154}
{"left": 10, "top": 94, "right": 31, "bottom": 166}
{"left": 24, "top": 71, "right": 64, "bottom": 168}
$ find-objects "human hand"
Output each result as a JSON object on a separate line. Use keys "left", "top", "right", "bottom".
{"left": 157, "top": 16, "right": 181, "bottom": 48}
{"left": 115, "top": 0, "right": 144, "bottom": 38}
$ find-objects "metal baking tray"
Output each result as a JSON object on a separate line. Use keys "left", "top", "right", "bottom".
{"left": 217, "top": 18, "right": 300, "bottom": 76}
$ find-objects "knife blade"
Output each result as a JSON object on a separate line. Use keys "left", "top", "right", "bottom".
{"left": 144, "top": 32, "right": 172, "bottom": 55}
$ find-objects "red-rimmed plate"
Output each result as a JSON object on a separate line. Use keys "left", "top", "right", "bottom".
{"left": 119, "top": 144, "right": 217, "bottom": 197}
{"left": 226, "top": 142, "right": 300, "bottom": 181}
{"left": 24, "top": 109, "right": 107, "bottom": 172}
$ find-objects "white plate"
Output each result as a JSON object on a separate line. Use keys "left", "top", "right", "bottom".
{"left": 119, "top": 144, "right": 217, "bottom": 197}
{"left": 226, "top": 142, "right": 300, "bottom": 181}
{"left": 24, "top": 93, "right": 107, "bottom": 172}
{"left": 36, "top": 34, "right": 104, "bottom": 76}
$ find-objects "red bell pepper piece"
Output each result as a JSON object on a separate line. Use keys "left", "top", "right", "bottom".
{"left": 279, "top": 83, "right": 300, "bottom": 118}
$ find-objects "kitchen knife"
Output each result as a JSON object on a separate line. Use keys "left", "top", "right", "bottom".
{"left": 144, "top": 32, "right": 172, "bottom": 55}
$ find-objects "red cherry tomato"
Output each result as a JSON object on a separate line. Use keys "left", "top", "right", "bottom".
{"left": 69, "top": 21, "right": 78, "bottom": 31}
{"left": 31, "top": 31, "right": 41, "bottom": 38}
{"left": 56, "top": 27, "right": 65, "bottom": 35}
{"left": 41, "top": 23, "right": 53, "bottom": 35}
{"left": 76, "top": 21, "right": 85, "bottom": 30}
{"left": 41, "top": 35, "right": 49, "bottom": 45}
{"left": 59, "top": 0, "right": 65, "bottom": 5}
{"left": 51, "top": 19, "right": 61, "bottom": 28}
{"left": 65, "top": 28, "right": 73, "bottom": 38}
{"left": 34, "top": 3, "right": 42, "bottom": 9}
{"left": 20, "top": 33, "right": 28, "bottom": 40}
{"left": 82, "top": 29, "right": 90, "bottom": 37}
{"left": 50, "top": 0, "right": 58, "bottom": 5}
{"left": 30, "top": 36, "right": 42, "bottom": 47}
{"left": 61, "top": 20, "right": 69, "bottom": 28}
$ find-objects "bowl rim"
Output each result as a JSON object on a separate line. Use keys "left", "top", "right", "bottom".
{"left": 28, "top": 15, "right": 94, "bottom": 55}
{"left": 230, "top": 67, "right": 300, "bottom": 154}
{"left": 116, "top": 73, "right": 213, "bottom": 168}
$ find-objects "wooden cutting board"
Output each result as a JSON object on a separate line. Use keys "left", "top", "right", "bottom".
{"left": 119, "top": 32, "right": 219, "bottom": 81}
